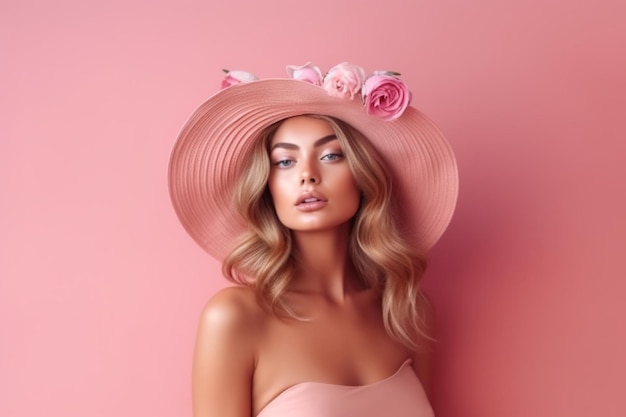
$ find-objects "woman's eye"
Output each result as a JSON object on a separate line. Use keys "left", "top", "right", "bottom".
{"left": 274, "top": 159, "right": 293, "bottom": 167}
{"left": 322, "top": 153, "right": 343, "bottom": 161}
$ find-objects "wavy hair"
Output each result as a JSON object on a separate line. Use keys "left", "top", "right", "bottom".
{"left": 222, "top": 115, "right": 431, "bottom": 350}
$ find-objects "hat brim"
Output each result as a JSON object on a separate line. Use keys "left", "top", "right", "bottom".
{"left": 169, "top": 79, "right": 458, "bottom": 260}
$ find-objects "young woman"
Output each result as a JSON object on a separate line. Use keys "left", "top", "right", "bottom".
{"left": 169, "top": 62, "right": 458, "bottom": 417}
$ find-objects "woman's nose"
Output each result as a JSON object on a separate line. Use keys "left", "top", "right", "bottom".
{"left": 299, "top": 159, "right": 319, "bottom": 185}
{"left": 300, "top": 173, "right": 318, "bottom": 184}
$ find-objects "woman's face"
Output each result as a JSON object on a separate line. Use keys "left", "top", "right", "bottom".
{"left": 267, "top": 116, "right": 360, "bottom": 233}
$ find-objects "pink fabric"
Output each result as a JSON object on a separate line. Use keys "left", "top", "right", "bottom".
{"left": 256, "top": 359, "right": 434, "bottom": 417}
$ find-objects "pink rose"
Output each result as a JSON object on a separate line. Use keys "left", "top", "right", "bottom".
{"left": 221, "top": 69, "right": 258, "bottom": 89}
{"left": 322, "top": 62, "right": 366, "bottom": 100}
{"left": 362, "top": 73, "right": 412, "bottom": 121}
{"left": 286, "top": 62, "right": 323, "bottom": 86}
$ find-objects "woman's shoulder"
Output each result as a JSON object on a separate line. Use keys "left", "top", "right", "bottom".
{"left": 192, "top": 286, "right": 263, "bottom": 415}
{"left": 193, "top": 286, "right": 264, "bottom": 377}
{"left": 200, "top": 285, "right": 265, "bottom": 325}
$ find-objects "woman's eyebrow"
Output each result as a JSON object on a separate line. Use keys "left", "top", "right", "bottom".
{"left": 313, "top": 134, "right": 338, "bottom": 147}
{"left": 271, "top": 134, "right": 338, "bottom": 151}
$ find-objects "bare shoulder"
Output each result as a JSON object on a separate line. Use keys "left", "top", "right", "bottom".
{"left": 194, "top": 285, "right": 267, "bottom": 365}
{"left": 199, "top": 285, "right": 265, "bottom": 333}
{"left": 192, "top": 285, "right": 266, "bottom": 417}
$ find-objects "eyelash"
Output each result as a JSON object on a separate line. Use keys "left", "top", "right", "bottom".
{"left": 322, "top": 153, "right": 344, "bottom": 161}
{"left": 273, "top": 153, "right": 344, "bottom": 167}
{"left": 274, "top": 159, "right": 294, "bottom": 167}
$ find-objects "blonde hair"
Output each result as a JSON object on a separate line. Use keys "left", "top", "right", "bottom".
{"left": 222, "top": 115, "right": 431, "bottom": 350}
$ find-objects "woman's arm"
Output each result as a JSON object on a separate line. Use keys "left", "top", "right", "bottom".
{"left": 192, "top": 287, "right": 259, "bottom": 417}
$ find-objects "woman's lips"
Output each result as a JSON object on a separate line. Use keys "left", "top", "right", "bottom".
{"left": 295, "top": 193, "right": 328, "bottom": 211}
{"left": 295, "top": 199, "right": 328, "bottom": 212}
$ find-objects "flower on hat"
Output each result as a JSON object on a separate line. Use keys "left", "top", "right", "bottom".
{"left": 219, "top": 63, "right": 413, "bottom": 120}
{"left": 322, "top": 62, "right": 366, "bottom": 100}
{"left": 286, "top": 62, "right": 323, "bottom": 86}
{"left": 221, "top": 69, "right": 258, "bottom": 89}
{"left": 362, "top": 71, "right": 412, "bottom": 121}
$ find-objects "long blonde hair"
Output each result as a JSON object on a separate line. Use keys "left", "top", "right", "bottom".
{"left": 222, "top": 115, "right": 431, "bottom": 350}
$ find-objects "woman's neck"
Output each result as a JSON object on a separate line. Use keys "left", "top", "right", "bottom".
{"left": 290, "top": 225, "right": 362, "bottom": 302}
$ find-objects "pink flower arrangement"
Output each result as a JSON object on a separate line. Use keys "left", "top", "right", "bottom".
{"left": 286, "top": 62, "right": 323, "bottom": 86}
{"left": 221, "top": 69, "right": 258, "bottom": 89}
{"left": 323, "top": 62, "right": 366, "bottom": 100}
{"left": 219, "top": 63, "right": 412, "bottom": 120}
{"left": 362, "top": 72, "right": 412, "bottom": 121}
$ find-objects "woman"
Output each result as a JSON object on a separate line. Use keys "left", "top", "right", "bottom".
{"left": 169, "top": 62, "right": 458, "bottom": 417}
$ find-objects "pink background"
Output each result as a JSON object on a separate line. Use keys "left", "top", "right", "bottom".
{"left": 1, "top": 0, "right": 625, "bottom": 416}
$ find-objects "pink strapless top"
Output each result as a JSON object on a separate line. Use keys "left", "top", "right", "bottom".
{"left": 256, "top": 359, "right": 434, "bottom": 417}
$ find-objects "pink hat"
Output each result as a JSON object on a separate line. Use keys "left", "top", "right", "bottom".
{"left": 169, "top": 62, "right": 458, "bottom": 260}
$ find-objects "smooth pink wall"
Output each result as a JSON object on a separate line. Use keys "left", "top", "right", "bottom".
{"left": 1, "top": 1, "right": 624, "bottom": 416}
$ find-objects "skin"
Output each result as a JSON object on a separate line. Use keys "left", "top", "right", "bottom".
{"left": 191, "top": 116, "right": 434, "bottom": 417}
{"left": 267, "top": 116, "right": 361, "bottom": 236}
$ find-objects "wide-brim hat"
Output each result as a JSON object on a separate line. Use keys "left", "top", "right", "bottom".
{"left": 169, "top": 71, "right": 458, "bottom": 261}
